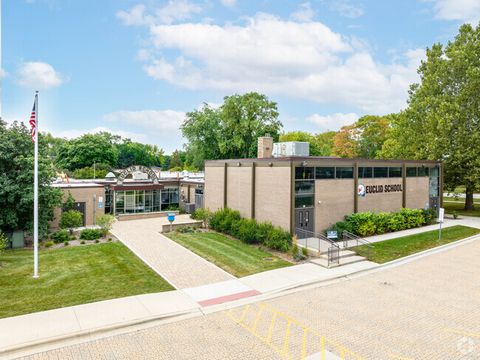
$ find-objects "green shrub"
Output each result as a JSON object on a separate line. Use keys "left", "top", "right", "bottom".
{"left": 96, "top": 214, "right": 115, "bottom": 236}
{"left": 264, "top": 227, "right": 291, "bottom": 252}
{"left": 387, "top": 213, "right": 406, "bottom": 232}
{"left": 80, "top": 240, "right": 86, "bottom": 245}
{"left": 0, "top": 231, "right": 7, "bottom": 255}
{"left": 80, "top": 228, "right": 103, "bottom": 240}
{"left": 301, "top": 247, "right": 309, "bottom": 256}
{"left": 453, "top": 210, "right": 458, "bottom": 219}
{"left": 191, "top": 208, "right": 212, "bottom": 227}
{"left": 95, "top": 239, "right": 100, "bottom": 243}
{"left": 398, "top": 208, "right": 424, "bottom": 228}
{"left": 107, "top": 238, "right": 113, "bottom": 242}
{"left": 44, "top": 241, "right": 54, "bottom": 248}
{"left": 374, "top": 213, "right": 391, "bottom": 235}
{"left": 232, "top": 218, "right": 259, "bottom": 244}
{"left": 209, "top": 208, "right": 241, "bottom": 234}
{"left": 64, "top": 241, "right": 69, "bottom": 246}
{"left": 60, "top": 210, "right": 83, "bottom": 229}
{"left": 422, "top": 208, "right": 437, "bottom": 224}
{"left": 256, "top": 222, "right": 275, "bottom": 244}
{"left": 51, "top": 229, "right": 70, "bottom": 244}
{"left": 177, "top": 226, "right": 195, "bottom": 233}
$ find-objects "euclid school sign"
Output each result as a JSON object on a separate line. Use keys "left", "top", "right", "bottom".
{"left": 358, "top": 184, "right": 402, "bottom": 197}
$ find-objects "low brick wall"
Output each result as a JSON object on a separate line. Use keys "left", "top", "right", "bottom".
{"left": 117, "top": 211, "right": 179, "bottom": 221}
{"left": 161, "top": 220, "right": 203, "bottom": 233}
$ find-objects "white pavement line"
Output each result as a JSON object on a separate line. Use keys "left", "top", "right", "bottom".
{"left": 158, "top": 231, "right": 235, "bottom": 280}
{"left": 110, "top": 229, "right": 181, "bottom": 289}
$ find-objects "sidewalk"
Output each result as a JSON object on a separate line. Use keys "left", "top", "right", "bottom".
{"left": 111, "top": 216, "right": 233, "bottom": 289}
{"left": 0, "top": 260, "right": 377, "bottom": 358}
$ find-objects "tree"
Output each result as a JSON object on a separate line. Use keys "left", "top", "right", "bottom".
{"left": 72, "top": 164, "right": 109, "bottom": 179}
{"left": 169, "top": 150, "right": 184, "bottom": 170}
{"left": 96, "top": 214, "right": 115, "bottom": 236}
{"left": 280, "top": 130, "right": 336, "bottom": 156}
{"left": 60, "top": 210, "right": 83, "bottom": 230}
{"left": 332, "top": 124, "right": 360, "bottom": 158}
{"left": 314, "top": 131, "right": 336, "bottom": 156}
{"left": 117, "top": 139, "right": 164, "bottom": 168}
{"left": 56, "top": 132, "right": 119, "bottom": 171}
{"left": 0, "top": 120, "right": 62, "bottom": 238}
{"left": 182, "top": 92, "right": 282, "bottom": 167}
{"left": 380, "top": 23, "right": 480, "bottom": 210}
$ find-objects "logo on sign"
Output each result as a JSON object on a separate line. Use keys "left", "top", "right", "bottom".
{"left": 357, "top": 184, "right": 366, "bottom": 197}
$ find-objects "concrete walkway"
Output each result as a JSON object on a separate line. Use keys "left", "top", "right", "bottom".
{"left": 111, "top": 216, "right": 233, "bottom": 289}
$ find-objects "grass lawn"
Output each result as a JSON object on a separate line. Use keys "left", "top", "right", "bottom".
{"left": 0, "top": 242, "right": 173, "bottom": 319}
{"left": 352, "top": 225, "right": 480, "bottom": 264}
{"left": 166, "top": 231, "right": 292, "bottom": 277}
{"left": 443, "top": 197, "right": 480, "bottom": 217}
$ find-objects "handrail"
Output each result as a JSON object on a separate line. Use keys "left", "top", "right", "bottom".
{"left": 295, "top": 228, "right": 339, "bottom": 249}
{"left": 342, "top": 230, "right": 374, "bottom": 249}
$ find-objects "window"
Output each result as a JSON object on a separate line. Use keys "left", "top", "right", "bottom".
{"left": 388, "top": 167, "right": 402, "bottom": 178}
{"left": 374, "top": 167, "right": 388, "bottom": 178}
{"left": 430, "top": 167, "right": 439, "bottom": 177}
{"left": 295, "top": 167, "right": 314, "bottom": 180}
{"left": 115, "top": 191, "right": 125, "bottom": 214}
{"left": 295, "top": 194, "right": 314, "bottom": 208}
{"left": 406, "top": 167, "right": 417, "bottom": 177}
{"left": 358, "top": 167, "right": 373, "bottom": 178}
{"left": 336, "top": 167, "right": 354, "bottom": 179}
{"left": 315, "top": 167, "right": 335, "bottom": 179}
{"left": 418, "top": 167, "right": 429, "bottom": 176}
{"left": 295, "top": 181, "right": 315, "bottom": 194}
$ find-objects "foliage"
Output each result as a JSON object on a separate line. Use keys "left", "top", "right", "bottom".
{"left": 379, "top": 23, "right": 480, "bottom": 210}
{"left": 182, "top": 92, "right": 282, "bottom": 168}
{"left": 177, "top": 226, "right": 195, "bottom": 233}
{"left": 63, "top": 192, "right": 76, "bottom": 211}
{"left": 80, "top": 240, "right": 86, "bottom": 245}
{"left": 96, "top": 214, "right": 115, "bottom": 235}
{"left": 332, "top": 208, "right": 435, "bottom": 237}
{"left": 64, "top": 241, "right": 69, "bottom": 246}
{"left": 279, "top": 130, "right": 336, "bottom": 156}
{"left": 332, "top": 115, "right": 391, "bottom": 158}
{"left": 117, "top": 139, "right": 164, "bottom": 168}
{"left": 80, "top": 228, "right": 104, "bottom": 240}
{"left": 44, "top": 241, "right": 54, "bottom": 248}
{"left": 0, "top": 120, "right": 62, "bottom": 238}
{"left": 453, "top": 210, "right": 458, "bottom": 219}
{"left": 50, "top": 229, "right": 70, "bottom": 244}
{"left": 73, "top": 164, "right": 109, "bottom": 179}
{"left": 60, "top": 210, "right": 83, "bottom": 229}
{"left": 191, "top": 208, "right": 212, "bottom": 227}
{"left": 208, "top": 208, "right": 292, "bottom": 252}
{"left": 0, "top": 231, "right": 7, "bottom": 256}
{"left": 56, "top": 132, "right": 120, "bottom": 171}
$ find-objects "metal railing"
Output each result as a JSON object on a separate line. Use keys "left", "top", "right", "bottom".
{"left": 295, "top": 228, "right": 340, "bottom": 267}
{"left": 342, "top": 230, "right": 374, "bottom": 249}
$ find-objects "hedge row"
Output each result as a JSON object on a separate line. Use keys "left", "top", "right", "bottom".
{"left": 192, "top": 208, "right": 292, "bottom": 252}
{"left": 330, "top": 208, "right": 437, "bottom": 237}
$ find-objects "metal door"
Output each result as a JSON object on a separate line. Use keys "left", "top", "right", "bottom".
{"left": 295, "top": 208, "right": 314, "bottom": 238}
{"left": 73, "top": 202, "right": 86, "bottom": 226}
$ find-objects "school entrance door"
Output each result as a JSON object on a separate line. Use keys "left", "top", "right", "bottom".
{"left": 295, "top": 208, "right": 314, "bottom": 239}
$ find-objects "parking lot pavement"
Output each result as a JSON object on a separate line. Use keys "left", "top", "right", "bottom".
{"left": 16, "top": 237, "right": 480, "bottom": 359}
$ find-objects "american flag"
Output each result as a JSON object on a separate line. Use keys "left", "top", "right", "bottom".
{"left": 29, "top": 96, "right": 37, "bottom": 142}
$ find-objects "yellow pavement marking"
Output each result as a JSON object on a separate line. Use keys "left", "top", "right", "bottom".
{"left": 224, "top": 302, "right": 365, "bottom": 360}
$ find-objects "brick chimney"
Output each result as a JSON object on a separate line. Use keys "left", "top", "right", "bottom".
{"left": 257, "top": 135, "right": 273, "bottom": 158}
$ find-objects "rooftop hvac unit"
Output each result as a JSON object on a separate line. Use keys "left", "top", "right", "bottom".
{"left": 272, "top": 142, "right": 309, "bottom": 157}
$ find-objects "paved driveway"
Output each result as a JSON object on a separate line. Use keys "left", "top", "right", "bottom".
{"left": 19, "top": 237, "right": 480, "bottom": 359}
{"left": 111, "top": 216, "right": 233, "bottom": 289}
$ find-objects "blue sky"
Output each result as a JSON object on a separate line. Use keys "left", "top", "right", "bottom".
{"left": 2, "top": 0, "right": 479, "bottom": 153}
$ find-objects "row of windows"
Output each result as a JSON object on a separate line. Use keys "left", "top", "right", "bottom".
{"left": 115, "top": 189, "right": 179, "bottom": 215}
{"left": 295, "top": 166, "right": 438, "bottom": 180}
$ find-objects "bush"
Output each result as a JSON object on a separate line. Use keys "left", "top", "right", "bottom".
{"left": 80, "top": 240, "right": 86, "bottom": 245}
{"left": 95, "top": 239, "right": 100, "bottom": 243}
{"left": 51, "top": 229, "right": 70, "bottom": 244}
{"left": 232, "top": 218, "right": 259, "bottom": 244}
{"left": 453, "top": 210, "right": 459, "bottom": 219}
{"left": 177, "top": 226, "right": 195, "bottom": 233}
{"left": 256, "top": 222, "right": 275, "bottom": 244}
{"left": 60, "top": 210, "right": 83, "bottom": 229}
{"left": 44, "top": 241, "right": 54, "bottom": 248}
{"left": 264, "top": 227, "right": 291, "bottom": 252}
{"left": 80, "top": 228, "right": 103, "bottom": 240}
{"left": 191, "top": 208, "right": 212, "bottom": 227}
{"left": 209, "top": 208, "right": 241, "bottom": 234}
{"left": 301, "top": 247, "right": 309, "bottom": 256}
{"left": 64, "top": 241, "right": 69, "bottom": 246}
{"left": 96, "top": 214, "right": 115, "bottom": 236}
{"left": 332, "top": 207, "right": 437, "bottom": 237}
{"left": 0, "top": 231, "right": 8, "bottom": 255}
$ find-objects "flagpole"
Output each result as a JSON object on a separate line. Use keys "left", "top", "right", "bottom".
{"left": 33, "top": 91, "right": 39, "bottom": 278}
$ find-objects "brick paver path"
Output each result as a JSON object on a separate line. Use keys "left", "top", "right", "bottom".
{"left": 111, "top": 216, "right": 233, "bottom": 289}
{"left": 19, "top": 238, "right": 480, "bottom": 359}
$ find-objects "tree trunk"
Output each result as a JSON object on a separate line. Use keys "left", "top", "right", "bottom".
{"left": 465, "top": 185, "right": 475, "bottom": 211}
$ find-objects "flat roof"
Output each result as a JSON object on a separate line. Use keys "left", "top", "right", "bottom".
{"left": 205, "top": 156, "right": 441, "bottom": 165}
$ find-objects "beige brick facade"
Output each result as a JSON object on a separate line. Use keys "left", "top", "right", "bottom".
{"left": 406, "top": 177, "right": 430, "bottom": 209}
{"left": 226, "top": 166, "right": 253, "bottom": 218}
{"left": 204, "top": 166, "right": 225, "bottom": 211}
{"left": 315, "top": 179, "right": 355, "bottom": 232}
{"left": 51, "top": 186, "right": 105, "bottom": 229}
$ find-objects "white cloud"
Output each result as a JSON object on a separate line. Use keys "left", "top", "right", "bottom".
{"left": 427, "top": 0, "right": 480, "bottom": 23}
{"left": 119, "top": 10, "right": 424, "bottom": 114}
{"left": 17, "top": 62, "right": 64, "bottom": 89}
{"left": 330, "top": 0, "right": 364, "bottom": 19}
{"left": 221, "top": 0, "right": 236, "bottom": 8}
{"left": 0, "top": 68, "right": 7, "bottom": 78}
{"left": 117, "top": 1, "right": 202, "bottom": 26}
{"left": 291, "top": 2, "right": 315, "bottom": 22}
{"left": 103, "top": 109, "right": 186, "bottom": 132}
{"left": 307, "top": 112, "right": 358, "bottom": 131}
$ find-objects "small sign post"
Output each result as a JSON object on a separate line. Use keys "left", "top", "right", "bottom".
{"left": 167, "top": 212, "right": 176, "bottom": 232}
{"left": 438, "top": 207, "right": 445, "bottom": 241}
{"left": 327, "top": 230, "right": 338, "bottom": 240}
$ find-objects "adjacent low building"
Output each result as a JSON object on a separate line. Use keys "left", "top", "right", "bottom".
{"left": 203, "top": 137, "right": 442, "bottom": 236}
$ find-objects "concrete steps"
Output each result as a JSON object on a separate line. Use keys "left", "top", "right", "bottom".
{"left": 309, "top": 249, "right": 367, "bottom": 268}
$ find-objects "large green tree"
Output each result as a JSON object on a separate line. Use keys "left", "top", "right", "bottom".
{"left": 182, "top": 92, "right": 282, "bottom": 168}
{"left": 380, "top": 23, "right": 480, "bottom": 210}
{"left": 279, "top": 130, "right": 335, "bottom": 156}
{"left": 0, "top": 120, "right": 62, "bottom": 238}
{"left": 117, "top": 139, "right": 164, "bottom": 168}
{"left": 56, "top": 132, "right": 119, "bottom": 171}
